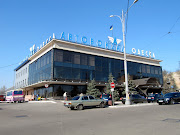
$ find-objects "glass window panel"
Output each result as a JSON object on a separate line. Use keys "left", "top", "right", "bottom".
{"left": 159, "top": 67, "right": 162, "bottom": 75}
{"left": 44, "top": 55, "right": 46, "bottom": 66}
{"left": 89, "top": 56, "right": 95, "bottom": 66}
{"left": 54, "top": 49, "right": 63, "bottom": 62}
{"left": 142, "top": 65, "right": 146, "bottom": 73}
{"left": 64, "top": 67, "right": 72, "bottom": 79}
{"left": 72, "top": 68, "right": 80, "bottom": 79}
{"left": 102, "top": 57, "right": 108, "bottom": 67}
{"left": 83, "top": 96, "right": 88, "bottom": 100}
{"left": 89, "top": 96, "right": 95, "bottom": 100}
{"left": 41, "top": 56, "right": 43, "bottom": 67}
{"left": 81, "top": 69, "right": 89, "bottom": 80}
{"left": 95, "top": 56, "right": 102, "bottom": 71}
{"left": 151, "top": 66, "right": 154, "bottom": 74}
{"left": 47, "top": 53, "right": 50, "bottom": 64}
{"left": 63, "top": 51, "right": 72, "bottom": 63}
{"left": 137, "top": 64, "right": 142, "bottom": 73}
{"left": 147, "top": 65, "right": 150, "bottom": 73}
{"left": 155, "top": 67, "right": 158, "bottom": 74}
{"left": 74, "top": 53, "right": 80, "bottom": 64}
{"left": 81, "top": 54, "right": 88, "bottom": 65}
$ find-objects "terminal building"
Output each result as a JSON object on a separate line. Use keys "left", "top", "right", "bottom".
{"left": 14, "top": 34, "right": 163, "bottom": 101}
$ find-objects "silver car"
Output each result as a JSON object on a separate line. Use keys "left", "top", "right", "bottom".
{"left": 64, "top": 95, "right": 105, "bottom": 110}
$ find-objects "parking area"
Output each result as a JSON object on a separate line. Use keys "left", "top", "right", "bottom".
{"left": 1, "top": 101, "right": 180, "bottom": 135}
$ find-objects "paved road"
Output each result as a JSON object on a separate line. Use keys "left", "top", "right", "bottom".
{"left": 0, "top": 101, "right": 180, "bottom": 135}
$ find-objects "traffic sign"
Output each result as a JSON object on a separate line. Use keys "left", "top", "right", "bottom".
{"left": 110, "top": 82, "right": 115, "bottom": 88}
{"left": 45, "top": 84, "right": 49, "bottom": 88}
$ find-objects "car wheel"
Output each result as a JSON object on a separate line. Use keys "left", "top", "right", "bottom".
{"left": 99, "top": 102, "right": 105, "bottom": 108}
{"left": 170, "top": 99, "right": 175, "bottom": 105}
{"left": 77, "top": 104, "right": 83, "bottom": 110}
{"left": 159, "top": 103, "right": 162, "bottom": 105}
{"left": 148, "top": 101, "right": 150, "bottom": 103}
{"left": 70, "top": 107, "right": 74, "bottom": 110}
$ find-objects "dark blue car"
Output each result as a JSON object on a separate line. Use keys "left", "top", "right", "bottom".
{"left": 100, "top": 94, "right": 112, "bottom": 104}
{"left": 157, "top": 92, "right": 180, "bottom": 105}
{"left": 147, "top": 93, "right": 163, "bottom": 103}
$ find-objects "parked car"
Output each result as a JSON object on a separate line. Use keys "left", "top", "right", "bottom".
{"left": 0, "top": 95, "right": 5, "bottom": 101}
{"left": 100, "top": 94, "right": 112, "bottom": 104}
{"left": 122, "top": 94, "right": 146, "bottom": 104}
{"left": 157, "top": 92, "right": 180, "bottom": 105}
{"left": 147, "top": 93, "right": 163, "bottom": 103}
{"left": 64, "top": 95, "right": 105, "bottom": 110}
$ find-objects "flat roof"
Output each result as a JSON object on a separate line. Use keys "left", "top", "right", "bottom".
{"left": 27, "top": 39, "right": 162, "bottom": 66}
{"left": 14, "top": 60, "right": 30, "bottom": 71}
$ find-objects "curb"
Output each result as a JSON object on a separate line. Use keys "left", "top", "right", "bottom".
{"left": 0, "top": 101, "right": 7, "bottom": 103}
{"left": 108, "top": 103, "right": 158, "bottom": 108}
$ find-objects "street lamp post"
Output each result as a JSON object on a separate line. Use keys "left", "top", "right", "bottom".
{"left": 110, "top": 0, "right": 138, "bottom": 105}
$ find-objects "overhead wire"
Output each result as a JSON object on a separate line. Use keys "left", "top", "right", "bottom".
{"left": 145, "top": 16, "right": 180, "bottom": 46}
{"left": 168, "top": 16, "right": 180, "bottom": 33}
{"left": 160, "top": 16, "right": 180, "bottom": 38}
{"left": 0, "top": 63, "right": 19, "bottom": 69}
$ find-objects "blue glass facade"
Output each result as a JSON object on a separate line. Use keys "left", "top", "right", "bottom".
{"left": 28, "top": 48, "right": 163, "bottom": 97}
{"left": 53, "top": 49, "right": 163, "bottom": 85}
{"left": 28, "top": 50, "right": 52, "bottom": 85}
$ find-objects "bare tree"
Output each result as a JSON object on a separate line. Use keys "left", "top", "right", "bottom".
{"left": 176, "top": 70, "right": 180, "bottom": 76}
{"left": 162, "top": 70, "right": 177, "bottom": 94}
{"left": 0, "top": 86, "right": 7, "bottom": 94}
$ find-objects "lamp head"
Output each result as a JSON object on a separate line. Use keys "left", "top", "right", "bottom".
{"left": 110, "top": 15, "right": 114, "bottom": 17}
{"left": 133, "top": 0, "right": 138, "bottom": 4}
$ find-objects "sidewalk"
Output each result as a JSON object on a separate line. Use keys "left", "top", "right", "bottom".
{"left": 28, "top": 100, "right": 57, "bottom": 104}
{"left": 108, "top": 101, "right": 158, "bottom": 108}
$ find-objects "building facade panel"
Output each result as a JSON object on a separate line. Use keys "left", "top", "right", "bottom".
{"left": 15, "top": 39, "right": 163, "bottom": 99}
{"left": 15, "top": 61, "right": 29, "bottom": 89}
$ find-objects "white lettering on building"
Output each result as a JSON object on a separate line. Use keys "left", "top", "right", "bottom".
{"left": 132, "top": 48, "right": 155, "bottom": 58}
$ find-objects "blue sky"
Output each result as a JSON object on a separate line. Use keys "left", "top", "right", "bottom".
{"left": 0, "top": 0, "right": 180, "bottom": 88}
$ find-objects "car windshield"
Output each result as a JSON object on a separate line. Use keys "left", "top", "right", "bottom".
{"left": 154, "top": 94, "right": 160, "bottom": 97}
{"left": 148, "top": 94, "right": 155, "bottom": 97}
{"left": 132, "top": 95, "right": 140, "bottom": 98}
{"left": 7, "top": 91, "right": 12, "bottom": 96}
{"left": 148, "top": 93, "right": 155, "bottom": 96}
{"left": 72, "top": 96, "right": 80, "bottom": 100}
{"left": 164, "top": 93, "right": 176, "bottom": 97}
{"left": 102, "top": 94, "right": 109, "bottom": 98}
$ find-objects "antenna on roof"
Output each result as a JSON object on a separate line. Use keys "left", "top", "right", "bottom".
{"left": 53, "top": 33, "right": 55, "bottom": 39}
{"left": 49, "top": 36, "right": 51, "bottom": 41}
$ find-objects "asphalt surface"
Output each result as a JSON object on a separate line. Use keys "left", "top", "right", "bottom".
{"left": 0, "top": 101, "right": 180, "bottom": 135}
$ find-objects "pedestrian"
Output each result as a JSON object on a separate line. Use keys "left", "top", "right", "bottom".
{"left": 31, "top": 94, "right": 33, "bottom": 101}
{"left": 36, "top": 93, "right": 39, "bottom": 101}
{"left": 63, "top": 92, "right": 67, "bottom": 100}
